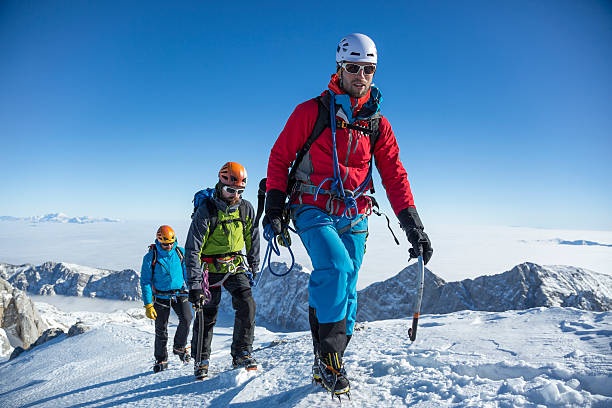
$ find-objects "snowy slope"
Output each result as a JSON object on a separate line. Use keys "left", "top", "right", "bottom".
{"left": 0, "top": 302, "right": 610, "bottom": 407}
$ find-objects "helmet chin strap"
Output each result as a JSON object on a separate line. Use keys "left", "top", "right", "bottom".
{"left": 337, "top": 65, "right": 344, "bottom": 90}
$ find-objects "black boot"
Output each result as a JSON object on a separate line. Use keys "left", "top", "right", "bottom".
{"left": 173, "top": 346, "right": 191, "bottom": 363}
{"left": 194, "top": 360, "right": 209, "bottom": 380}
{"left": 153, "top": 360, "right": 168, "bottom": 373}
{"left": 232, "top": 350, "right": 258, "bottom": 370}
{"left": 312, "top": 350, "right": 322, "bottom": 383}
{"left": 318, "top": 352, "right": 350, "bottom": 397}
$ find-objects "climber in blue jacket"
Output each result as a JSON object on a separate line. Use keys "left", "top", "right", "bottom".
{"left": 140, "top": 225, "right": 192, "bottom": 373}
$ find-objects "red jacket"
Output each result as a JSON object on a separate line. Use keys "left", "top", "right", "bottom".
{"left": 267, "top": 76, "right": 415, "bottom": 216}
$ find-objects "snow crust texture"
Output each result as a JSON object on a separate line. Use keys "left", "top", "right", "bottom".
{"left": 0, "top": 304, "right": 610, "bottom": 407}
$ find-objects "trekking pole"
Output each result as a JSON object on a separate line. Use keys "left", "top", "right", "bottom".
{"left": 195, "top": 300, "right": 204, "bottom": 365}
{"left": 408, "top": 251, "right": 425, "bottom": 342}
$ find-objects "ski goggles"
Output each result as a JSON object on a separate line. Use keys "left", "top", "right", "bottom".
{"left": 222, "top": 185, "right": 245, "bottom": 195}
{"left": 341, "top": 62, "right": 376, "bottom": 75}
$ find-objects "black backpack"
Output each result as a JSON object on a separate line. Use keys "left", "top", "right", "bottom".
{"left": 254, "top": 95, "right": 381, "bottom": 227}
{"left": 286, "top": 94, "right": 381, "bottom": 196}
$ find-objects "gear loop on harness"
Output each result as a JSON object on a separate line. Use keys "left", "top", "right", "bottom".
{"left": 204, "top": 254, "right": 250, "bottom": 289}
{"left": 260, "top": 223, "right": 296, "bottom": 282}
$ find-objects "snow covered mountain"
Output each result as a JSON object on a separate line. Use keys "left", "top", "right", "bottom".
{"left": 220, "top": 262, "right": 311, "bottom": 331}
{"left": 1, "top": 260, "right": 610, "bottom": 331}
{"left": 0, "top": 262, "right": 140, "bottom": 300}
{"left": 0, "top": 213, "right": 119, "bottom": 223}
{"left": 357, "top": 262, "right": 612, "bottom": 322}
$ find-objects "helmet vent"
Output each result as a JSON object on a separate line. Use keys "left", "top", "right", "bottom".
{"left": 350, "top": 52, "right": 360, "bottom": 56}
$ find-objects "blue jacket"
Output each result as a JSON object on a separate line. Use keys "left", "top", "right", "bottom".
{"left": 140, "top": 240, "right": 188, "bottom": 305}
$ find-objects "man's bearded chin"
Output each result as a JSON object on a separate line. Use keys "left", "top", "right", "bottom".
{"left": 224, "top": 195, "right": 241, "bottom": 205}
{"left": 339, "top": 72, "right": 370, "bottom": 98}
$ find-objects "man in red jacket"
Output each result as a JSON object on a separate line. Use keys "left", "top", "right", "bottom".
{"left": 264, "top": 33, "right": 433, "bottom": 397}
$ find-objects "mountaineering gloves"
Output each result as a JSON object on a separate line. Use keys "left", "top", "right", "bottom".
{"left": 263, "top": 189, "right": 287, "bottom": 235}
{"left": 188, "top": 289, "right": 205, "bottom": 305}
{"left": 398, "top": 207, "right": 434, "bottom": 265}
{"left": 144, "top": 303, "right": 157, "bottom": 320}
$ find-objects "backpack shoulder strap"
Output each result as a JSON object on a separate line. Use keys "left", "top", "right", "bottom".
{"left": 286, "top": 96, "right": 330, "bottom": 194}
{"left": 175, "top": 247, "right": 184, "bottom": 264}
{"left": 149, "top": 244, "right": 157, "bottom": 279}
{"left": 238, "top": 200, "right": 249, "bottom": 238}
{"left": 368, "top": 117, "right": 381, "bottom": 154}
{"left": 205, "top": 197, "right": 219, "bottom": 235}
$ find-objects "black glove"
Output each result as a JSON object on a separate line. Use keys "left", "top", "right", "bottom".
{"left": 249, "top": 265, "right": 258, "bottom": 282}
{"left": 262, "top": 189, "right": 287, "bottom": 236}
{"left": 398, "top": 207, "right": 433, "bottom": 265}
{"left": 188, "top": 289, "right": 204, "bottom": 305}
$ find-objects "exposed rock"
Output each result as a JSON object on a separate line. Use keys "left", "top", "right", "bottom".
{"left": 31, "top": 328, "right": 65, "bottom": 348}
{"left": 0, "top": 278, "right": 47, "bottom": 349}
{"left": 68, "top": 322, "right": 91, "bottom": 337}
{"left": 9, "top": 346, "right": 26, "bottom": 360}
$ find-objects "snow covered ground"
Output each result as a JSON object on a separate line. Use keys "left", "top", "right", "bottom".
{"left": 0, "top": 299, "right": 610, "bottom": 407}
{"left": 1, "top": 218, "right": 611, "bottom": 288}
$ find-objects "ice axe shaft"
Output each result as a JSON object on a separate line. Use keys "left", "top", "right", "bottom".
{"left": 408, "top": 254, "right": 425, "bottom": 342}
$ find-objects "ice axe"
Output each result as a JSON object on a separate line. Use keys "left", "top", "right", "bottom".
{"left": 408, "top": 249, "right": 425, "bottom": 342}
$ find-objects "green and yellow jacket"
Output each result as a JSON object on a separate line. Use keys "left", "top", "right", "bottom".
{"left": 185, "top": 189, "right": 260, "bottom": 291}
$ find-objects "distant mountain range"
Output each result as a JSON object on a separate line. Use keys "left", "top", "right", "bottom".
{"left": 0, "top": 213, "right": 119, "bottom": 224}
{"left": 522, "top": 238, "right": 612, "bottom": 247}
{"left": 1, "top": 261, "right": 610, "bottom": 331}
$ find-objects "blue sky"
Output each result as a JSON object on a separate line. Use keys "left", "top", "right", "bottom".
{"left": 1, "top": 1, "right": 610, "bottom": 230}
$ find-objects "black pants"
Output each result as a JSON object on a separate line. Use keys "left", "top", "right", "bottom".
{"left": 191, "top": 272, "right": 256, "bottom": 361}
{"left": 154, "top": 295, "right": 192, "bottom": 362}
{"left": 309, "top": 306, "right": 351, "bottom": 356}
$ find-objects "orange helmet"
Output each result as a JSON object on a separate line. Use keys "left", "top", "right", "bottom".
{"left": 156, "top": 225, "right": 176, "bottom": 244}
{"left": 218, "top": 162, "right": 247, "bottom": 188}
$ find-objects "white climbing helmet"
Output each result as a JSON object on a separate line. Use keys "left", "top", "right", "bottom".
{"left": 335, "top": 33, "right": 377, "bottom": 64}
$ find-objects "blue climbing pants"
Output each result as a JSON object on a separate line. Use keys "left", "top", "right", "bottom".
{"left": 294, "top": 205, "right": 368, "bottom": 336}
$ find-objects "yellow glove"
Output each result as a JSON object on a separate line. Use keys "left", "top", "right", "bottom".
{"left": 144, "top": 303, "right": 157, "bottom": 320}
